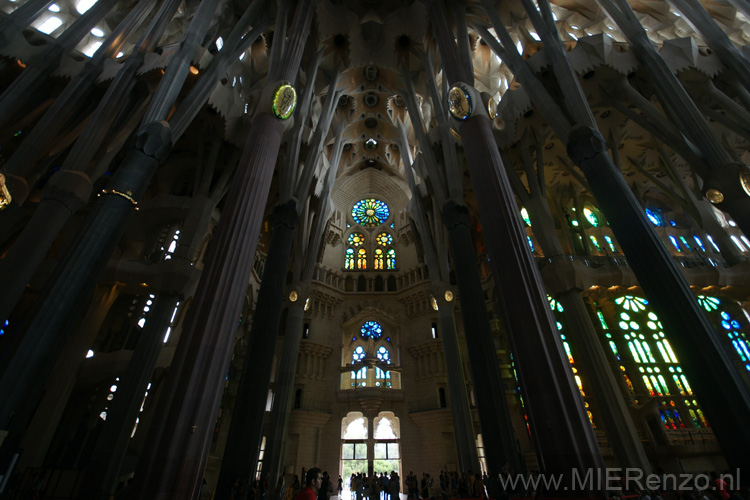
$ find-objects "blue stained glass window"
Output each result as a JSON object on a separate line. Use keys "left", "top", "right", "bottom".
{"left": 645, "top": 208, "right": 663, "bottom": 226}
{"left": 669, "top": 236, "right": 681, "bottom": 252}
{"left": 604, "top": 235, "right": 617, "bottom": 252}
{"left": 345, "top": 248, "right": 355, "bottom": 269}
{"left": 386, "top": 249, "right": 396, "bottom": 270}
{"left": 390, "top": 222, "right": 394, "bottom": 229}
{"left": 693, "top": 236, "right": 706, "bottom": 252}
{"left": 527, "top": 236, "right": 534, "bottom": 252}
{"left": 352, "top": 199, "right": 390, "bottom": 227}
{"left": 361, "top": 321, "right": 383, "bottom": 339}
{"left": 377, "top": 346, "right": 391, "bottom": 364}
{"left": 352, "top": 346, "right": 366, "bottom": 362}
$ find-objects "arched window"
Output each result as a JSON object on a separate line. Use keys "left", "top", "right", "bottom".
{"left": 548, "top": 296, "right": 595, "bottom": 428}
{"left": 583, "top": 207, "right": 600, "bottom": 227}
{"left": 345, "top": 248, "right": 355, "bottom": 269}
{"left": 602, "top": 295, "right": 706, "bottom": 429}
{"left": 697, "top": 296, "right": 750, "bottom": 372}
{"left": 357, "top": 248, "right": 367, "bottom": 270}
{"left": 386, "top": 248, "right": 396, "bottom": 270}
{"left": 374, "top": 248, "right": 384, "bottom": 269}
{"left": 376, "top": 346, "right": 391, "bottom": 363}
{"left": 352, "top": 345, "right": 366, "bottom": 362}
{"left": 645, "top": 208, "right": 663, "bottom": 227}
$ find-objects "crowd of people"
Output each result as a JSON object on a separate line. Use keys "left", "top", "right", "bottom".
{"left": 238, "top": 467, "right": 748, "bottom": 500}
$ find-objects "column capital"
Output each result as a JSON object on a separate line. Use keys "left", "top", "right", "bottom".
{"left": 134, "top": 121, "right": 173, "bottom": 162}
{"left": 440, "top": 200, "right": 471, "bottom": 230}
{"left": 42, "top": 170, "right": 93, "bottom": 212}
{"left": 566, "top": 125, "right": 607, "bottom": 166}
{"left": 271, "top": 200, "right": 300, "bottom": 230}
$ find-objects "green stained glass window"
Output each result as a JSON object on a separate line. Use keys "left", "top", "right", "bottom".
{"left": 376, "top": 233, "right": 393, "bottom": 246}
{"left": 583, "top": 207, "right": 600, "bottom": 227}
{"left": 348, "top": 232, "right": 365, "bottom": 246}
{"left": 520, "top": 208, "right": 531, "bottom": 226}
{"left": 345, "top": 248, "right": 355, "bottom": 270}
{"left": 697, "top": 295, "right": 720, "bottom": 312}
{"left": 352, "top": 199, "right": 390, "bottom": 227}
{"left": 589, "top": 235, "right": 602, "bottom": 252}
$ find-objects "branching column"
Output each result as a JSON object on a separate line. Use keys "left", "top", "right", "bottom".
{"left": 434, "top": 287, "right": 480, "bottom": 474}
{"left": 216, "top": 201, "right": 299, "bottom": 499}
{"left": 441, "top": 201, "right": 520, "bottom": 475}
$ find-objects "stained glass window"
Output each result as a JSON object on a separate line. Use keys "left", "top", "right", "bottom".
{"left": 693, "top": 236, "right": 706, "bottom": 252}
{"left": 376, "top": 233, "right": 393, "bottom": 246}
{"left": 645, "top": 208, "right": 663, "bottom": 226}
{"left": 348, "top": 232, "right": 365, "bottom": 246}
{"left": 352, "top": 199, "right": 390, "bottom": 227}
{"left": 357, "top": 248, "right": 367, "bottom": 270}
{"left": 352, "top": 346, "right": 366, "bottom": 363}
{"left": 386, "top": 249, "right": 396, "bottom": 270}
{"left": 374, "top": 248, "right": 384, "bottom": 269}
{"left": 607, "top": 295, "right": 706, "bottom": 426}
{"left": 669, "top": 236, "right": 681, "bottom": 252}
{"left": 520, "top": 208, "right": 531, "bottom": 226}
{"left": 527, "top": 236, "right": 534, "bottom": 252}
{"left": 583, "top": 207, "right": 600, "bottom": 227}
{"left": 547, "top": 296, "right": 595, "bottom": 427}
{"left": 345, "top": 248, "right": 355, "bottom": 269}
{"left": 589, "top": 236, "right": 602, "bottom": 252}
{"left": 361, "top": 321, "right": 383, "bottom": 339}
{"left": 604, "top": 235, "right": 617, "bottom": 252}
{"left": 375, "top": 367, "right": 391, "bottom": 388}
{"left": 697, "top": 296, "right": 750, "bottom": 372}
{"left": 377, "top": 346, "right": 391, "bottom": 364}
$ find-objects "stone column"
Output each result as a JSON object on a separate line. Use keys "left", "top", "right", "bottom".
{"left": 127, "top": 111, "right": 290, "bottom": 499}
{"left": 556, "top": 288, "right": 651, "bottom": 473}
{"left": 0, "top": 122, "right": 172, "bottom": 477}
{"left": 261, "top": 292, "right": 307, "bottom": 486}
{"left": 16, "top": 284, "right": 120, "bottom": 470}
{"left": 567, "top": 125, "right": 750, "bottom": 475}
{"left": 85, "top": 294, "right": 180, "bottom": 500}
{"left": 458, "top": 114, "right": 605, "bottom": 482}
{"left": 0, "top": 170, "right": 92, "bottom": 324}
{"left": 434, "top": 287, "right": 481, "bottom": 475}
{"left": 216, "top": 201, "right": 299, "bottom": 499}
{"left": 441, "top": 201, "right": 520, "bottom": 475}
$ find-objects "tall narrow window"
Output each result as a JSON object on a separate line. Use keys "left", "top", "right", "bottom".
{"left": 374, "top": 248, "right": 384, "bottom": 269}
{"left": 386, "top": 248, "right": 396, "bottom": 269}
{"left": 345, "top": 248, "right": 355, "bottom": 269}
{"left": 357, "top": 248, "right": 367, "bottom": 270}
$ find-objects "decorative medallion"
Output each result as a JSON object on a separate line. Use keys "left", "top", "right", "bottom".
{"left": 706, "top": 188, "right": 725, "bottom": 204}
{"left": 272, "top": 83, "right": 297, "bottom": 120}
{"left": 444, "top": 290, "right": 454, "bottom": 302}
{"left": 741, "top": 168, "right": 750, "bottom": 197}
{"left": 289, "top": 290, "right": 298, "bottom": 302}
{"left": 448, "top": 85, "right": 472, "bottom": 121}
